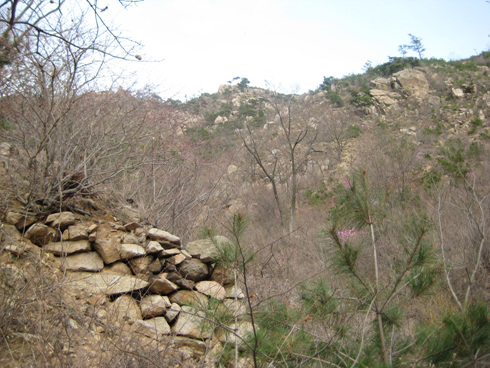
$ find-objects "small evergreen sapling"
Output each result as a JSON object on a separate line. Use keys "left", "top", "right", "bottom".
{"left": 324, "top": 169, "right": 437, "bottom": 366}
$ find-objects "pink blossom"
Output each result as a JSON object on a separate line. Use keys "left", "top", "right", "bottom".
{"left": 341, "top": 177, "right": 350, "bottom": 189}
{"left": 337, "top": 228, "right": 365, "bottom": 243}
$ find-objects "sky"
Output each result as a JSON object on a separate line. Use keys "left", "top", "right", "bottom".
{"left": 105, "top": 0, "right": 490, "bottom": 101}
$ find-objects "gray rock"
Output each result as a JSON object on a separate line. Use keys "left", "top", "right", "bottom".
{"left": 62, "top": 252, "right": 104, "bottom": 272}
{"left": 94, "top": 238, "right": 121, "bottom": 264}
{"left": 195, "top": 281, "right": 226, "bottom": 300}
{"left": 148, "top": 228, "right": 181, "bottom": 245}
{"left": 122, "top": 233, "right": 140, "bottom": 244}
{"left": 210, "top": 264, "right": 235, "bottom": 285}
{"left": 108, "top": 294, "right": 142, "bottom": 322}
{"left": 25, "top": 223, "right": 58, "bottom": 246}
{"left": 63, "top": 225, "right": 88, "bottom": 241}
{"left": 66, "top": 272, "right": 149, "bottom": 295}
{"left": 171, "top": 306, "right": 212, "bottom": 339}
{"left": 184, "top": 235, "right": 230, "bottom": 263}
{"left": 393, "top": 69, "right": 429, "bottom": 98}
{"left": 140, "top": 295, "right": 171, "bottom": 318}
{"left": 146, "top": 240, "right": 164, "bottom": 253}
{"left": 164, "top": 303, "right": 181, "bottom": 323}
{"left": 148, "top": 258, "right": 163, "bottom": 273}
{"left": 46, "top": 212, "right": 77, "bottom": 230}
{"left": 178, "top": 259, "right": 209, "bottom": 282}
{"left": 44, "top": 240, "right": 91, "bottom": 256}
{"left": 129, "top": 256, "right": 154, "bottom": 274}
{"left": 217, "top": 321, "right": 255, "bottom": 348}
{"left": 6, "top": 211, "right": 37, "bottom": 229}
{"left": 119, "top": 243, "right": 146, "bottom": 259}
{"left": 135, "top": 317, "right": 171, "bottom": 340}
{"left": 103, "top": 261, "right": 132, "bottom": 275}
{"left": 149, "top": 273, "right": 179, "bottom": 294}
{"left": 169, "top": 290, "right": 208, "bottom": 308}
{"left": 166, "top": 272, "right": 195, "bottom": 290}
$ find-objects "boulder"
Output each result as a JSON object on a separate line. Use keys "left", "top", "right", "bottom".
{"left": 370, "top": 89, "right": 400, "bottom": 107}
{"left": 169, "top": 290, "right": 208, "bottom": 308}
{"left": 94, "top": 238, "right": 121, "bottom": 264}
{"left": 167, "top": 253, "right": 186, "bottom": 265}
{"left": 393, "top": 69, "right": 429, "bottom": 98}
{"left": 140, "top": 295, "right": 171, "bottom": 318}
{"left": 62, "top": 252, "right": 104, "bottom": 272}
{"left": 44, "top": 240, "right": 91, "bottom": 256}
{"left": 370, "top": 77, "right": 392, "bottom": 91}
{"left": 160, "top": 248, "right": 181, "bottom": 256}
{"left": 184, "top": 235, "right": 230, "bottom": 262}
{"left": 452, "top": 88, "right": 465, "bottom": 98}
{"left": 129, "top": 256, "right": 154, "bottom": 274}
{"left": 146, "top": 240, "right": 164, "bottom": 253}
{"left": 149, "top": 273, "right": 179, "bottom": 294}
{"left": 166, "top": 272, "right": 195, "bottom": 290}
{"left": 172, "top": 336, "right": 207, "bottom": 356}
{"left": 122, "top": 233, "right": 140, "bottom": 244}
{"left": 148, "top": 258, "right": 163, "bottom": 273}
{"left": 62, "top": 225, "right": 88, "bottom": 241}
{"left": 178, "top": 259, "right": 209, "bottom": 282}
{"left": 135, "top": 317, "right": 171, "bottom": 340}
{"left": 195, "top": 281, "right": 226, "bottom": 300}
{"left": 24, "top": 223, "right": 58, "bottom": 246}
{"left": 46, "top": 212, "right": 77, "bottom": 230}
{"left": 66, "top": 272, "right": 149, "bottom": 296}
{"left": 108, "top": 294, "right": 142, "bottom": 322}
{"left": 165, "top": 303, "right": 181, "bottom": 323}
{"left": 148, "top": 228, "right": 181, "bottom": 246}
{"left": 210, "top": 264, "right": 235, "bottom": 285}
{"left": 171, "top": 306, "right": 212, "bottom": 339}
{"left": 103, "top": 261, "right": 132, "bottom": 275}
{"left": 6, "top": 211, "right": 37, "bottom": 229}
{"left": 119, "top": 243, "right": 146, "bottom": 259}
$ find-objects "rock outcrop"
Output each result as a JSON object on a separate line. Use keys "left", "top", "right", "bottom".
{"left": 1, "top": 209, "right": 250, "bottom": 364}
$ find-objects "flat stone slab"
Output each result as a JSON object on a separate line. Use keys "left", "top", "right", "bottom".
{"left": 44, "top": 240, "right": 91, "bottom": 256}
{"left": 171, "top": 306, "right": 212, "bottom": 339}
{"left": 62, "top": 252, "right": 104, "bottom": 272}
{"left": 135, "top": 317, "right": 171, "bottom": 340}
{"left": 66, "top": 272, "right": 149, "bottom": 296}
{"left": 148, "top": 228, "right": 181, "bottom": 245}
{"left": 195, "top": 281, "right": 226, "bottom": 300}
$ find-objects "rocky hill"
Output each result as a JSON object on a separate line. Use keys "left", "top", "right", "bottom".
{"left": 1, "top": 52, "right": 489, "bottom": 367}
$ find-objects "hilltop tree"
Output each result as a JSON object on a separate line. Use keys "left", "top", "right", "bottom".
{"left": 399, "top": 33, "right": 425, "bottom": 59}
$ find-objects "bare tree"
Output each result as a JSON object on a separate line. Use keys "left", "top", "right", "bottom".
{"left": 241, "top": 92, "right": 318, "bottom": 233}
{"left": 0, "top": 0, "right": 142, "bottom": 67}
{"left": 428, "top": 172, "right": 489, "bottom": 310}
{"left": 0, "top": 11, "right": 151, "bottom": 212}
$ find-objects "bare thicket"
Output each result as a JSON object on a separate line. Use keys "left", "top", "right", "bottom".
{"left": 241, "top": 93, "right": 319, "bottom": 233}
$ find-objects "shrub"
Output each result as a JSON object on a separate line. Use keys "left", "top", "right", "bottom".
{"left": 420, "top": 303, "right": 490, "bottom": 367}
{"left": 325, "top": 90, "right": 344, "bottom": 107}
{"left": 370, "top": 56, "right": 421, "bottom": 77}
{"left": 346, "top": 125, "right": 362, "bottom": 138}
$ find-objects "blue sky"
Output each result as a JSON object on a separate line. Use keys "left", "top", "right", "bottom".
{"left": 108, "top": 0, "right": 490, "bottom": 100}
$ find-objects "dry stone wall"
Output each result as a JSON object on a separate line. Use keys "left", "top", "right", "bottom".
{"left": 1, "top": 209, "right": 250, "bottom": 362}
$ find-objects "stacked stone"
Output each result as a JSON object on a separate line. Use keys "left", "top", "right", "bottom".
{"left": 2, "top": 210, "right": 250, "bottom": 357}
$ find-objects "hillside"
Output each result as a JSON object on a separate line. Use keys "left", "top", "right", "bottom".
{"left": 1, "top": 52, "right": 490, "bottom": 367}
